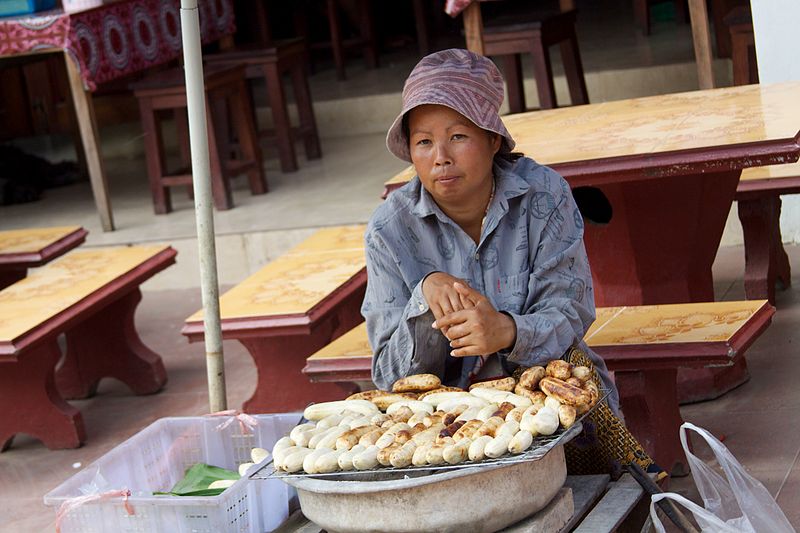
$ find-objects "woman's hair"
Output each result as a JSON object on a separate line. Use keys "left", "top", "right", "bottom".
{"left": 402, "top": 113, "right": 524, "bottom": 165}
{"left": 494, "top": 151, "right": 524, "bottom": 164}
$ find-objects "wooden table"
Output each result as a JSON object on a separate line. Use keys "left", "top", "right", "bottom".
{"left": 0, "top": 245, "right": 176, "bottom": 449}
{"left": 182, "top": 225, "right": 367, "bottom": 413}
{"left": 0, "top": 226, "right": 87, "bottom": 289}
{"left": 0, "top": 1, "right": 236, "bottom": 231}
{"left": 384, "top": 82, "right": 800, "bottom": 308}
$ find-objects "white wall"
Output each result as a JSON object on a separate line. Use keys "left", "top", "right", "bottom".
{"left": 750, "top": 0, "right": 800, "bottom": 243}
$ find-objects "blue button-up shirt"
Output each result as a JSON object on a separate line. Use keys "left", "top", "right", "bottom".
{"left": 362, "top": 156, "right": 619, "bottom": 413}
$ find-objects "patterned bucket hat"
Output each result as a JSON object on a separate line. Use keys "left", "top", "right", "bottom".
{"left": 386, "top": 48, "right": 516, "bottom": 162}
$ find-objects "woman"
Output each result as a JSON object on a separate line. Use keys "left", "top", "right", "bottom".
{"left": 362, "top": 49, "right": 619, "bottom": 413}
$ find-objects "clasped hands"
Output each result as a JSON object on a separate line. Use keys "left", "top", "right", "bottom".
{"left": 422, "top": 272, "right": 516, "bottom": 357}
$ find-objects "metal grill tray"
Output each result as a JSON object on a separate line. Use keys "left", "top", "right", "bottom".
{"left": 252, "top": 389, "right": 609, "bottom": 482}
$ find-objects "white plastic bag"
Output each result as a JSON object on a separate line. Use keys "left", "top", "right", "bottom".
{"left": 650, "top": 422, "right": 795, "bottom": 533}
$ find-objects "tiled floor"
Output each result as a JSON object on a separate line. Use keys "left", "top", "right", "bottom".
{"left": 667, "top": 244, "right": 800, "bottom": 529}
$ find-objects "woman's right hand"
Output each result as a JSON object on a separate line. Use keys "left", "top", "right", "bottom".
{"left": 422, "top": 272, "right": 470, "bottom": 325}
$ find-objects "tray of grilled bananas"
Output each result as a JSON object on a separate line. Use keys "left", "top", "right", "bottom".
{"left": 259, "top": 359, "right": 608, "bottom": 478}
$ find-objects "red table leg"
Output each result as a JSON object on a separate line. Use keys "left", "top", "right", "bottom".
{"left": 615, "top": 368, "right": 689, "bottom": 477}
{"left": 239, "top": 333, "right": 358, "bottom": 413}
{"left": 0, "top": 268, "right": 26, "bottom": 291}
{"left": 584, "top": 170, "right": 740, "bottom": 307}
{"left": 56, "top": 289, "right": 167, "bottom": 399}
{"left": 737, "top": 194, "right": 791, "bottom": 303}
{"left": 585, "top": 169, "right": 744, "bottom": 402}
{"left": 236, "top": 295, "right": 365, "bottom": 413}
{"left": 677, "top": 358, "right": 749, "bottom": 404}
{"left": 1, "top": 341, "right": 86, "bottom": 450}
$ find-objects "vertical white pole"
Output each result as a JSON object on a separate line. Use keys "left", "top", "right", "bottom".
{"left": 180, "top": 0, "right": 227, "bottom": 412}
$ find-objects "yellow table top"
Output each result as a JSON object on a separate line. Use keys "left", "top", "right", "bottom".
{"left": 189, "top": 226, "right": 367, "bottom": 321}
{"left": 0, "top": 226, "right": 83, "bottom": 255}
{"left": 385, "top": 82, "right": 800, "bottom": 187}
{"left": 307, "top": 300, "right": 768, "bottom": 361}
{"left": 286, "top": 225, "right": 366, "bottom": 256}
{"left": 310, "top": 322, "right": 371, "bottom": 360}
{"left": 584, "top": 300, "right": 767, "bottom": 345}
{"left": 0, "top": 245, "right": 170, "bottom": 342}
{"left": 740, "top": 161, "right": 800, "bottom": 181}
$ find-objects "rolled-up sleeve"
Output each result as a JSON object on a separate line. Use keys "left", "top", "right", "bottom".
{"left": 361, "top": 229, "right": 448, "bottom": 390}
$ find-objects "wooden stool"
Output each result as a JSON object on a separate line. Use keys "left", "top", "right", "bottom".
{"left": 482, "top": 9, "right": 589, "bottom": 113}
{"left": 131, "top": 65, "right": 266, "bottom": 214}
{"left": 207, "top": 38, "right": 322, "bottom": 174}
{"left": 725, "top": 6, "right": 758, "bottom": 86}
{"left": 293, "top": 0, "right": 378, "bottom": 81}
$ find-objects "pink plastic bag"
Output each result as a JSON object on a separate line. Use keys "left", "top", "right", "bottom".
{"left": 650, "top": 422, "right": 795, "bottom": 533}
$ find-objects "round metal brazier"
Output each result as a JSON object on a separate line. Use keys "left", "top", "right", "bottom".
{"left": 283, "top": 445, "right": 567, "bottom": 533}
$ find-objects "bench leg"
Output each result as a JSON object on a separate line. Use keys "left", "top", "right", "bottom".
{"left": 290, "top": 60, "right": 322, "bottom": 161}
{"left": 0, "top": 341, "right": 86, "bottom": 450}
{"left": 0, "top": 268, "right": 27, "bottom": 291}
{"left": 530, "top": 38, "right": 557, "bottom": 109}
{"left": 615, "top": 368, "right": 689, "bottom": 477}
{"left": 502, "top": 54, "right": 526, "bottom": 114}
{"left": 677, "top": 357, "right": 749, "bottom": 404}
{"left": 263, "top": 61, "right": 298, "bottom": 174}
{"left": 232, "top": 77, "right": 269, "bottom": 192}
{"left": 632, "top": 0, "right": 650, "bottom": 35}
{"left": 236, "top": 289, "right": 365, "bottom": 412}
{"left": 56, "top": 289, "right": 167, "bottom": 399}
{"left": 239, "top": 332, "right": 358, "bottom": 413}
{"left": 559, "top": 33, "right": 589, "bottom": 106}
{"left": 738, "top": 195, "right": 791, "bottom": 304}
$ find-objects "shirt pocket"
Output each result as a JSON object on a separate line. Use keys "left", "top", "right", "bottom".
{"left": 492, "top": 272, "right": 530, "bottom": 312}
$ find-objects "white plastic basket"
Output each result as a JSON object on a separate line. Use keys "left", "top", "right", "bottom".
{"left": 44, "top": 414, "right": 299, "bottom": 533}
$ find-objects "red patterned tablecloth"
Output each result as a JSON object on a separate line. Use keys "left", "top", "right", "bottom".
{"left": 0, "top": 0, "right": 235, "bottom": 90}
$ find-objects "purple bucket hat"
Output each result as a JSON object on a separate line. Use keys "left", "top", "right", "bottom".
{"left": 386, "top": 48, "right": 516, "bottom": 162}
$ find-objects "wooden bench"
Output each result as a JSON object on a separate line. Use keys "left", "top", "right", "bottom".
{"left": 0, "top": 226, "right": 87, "bottom": 290}
{"left": 736, "top": 163, "right": 800, "bottom": 303}
{"left": 182, "top": 225, "right": 367, "bottom": 413}
{"left": 304, "top": 300, "right": 774, "bottom": 476}
{"left": 0, "top": 245, "right": 177, "bottom": 450}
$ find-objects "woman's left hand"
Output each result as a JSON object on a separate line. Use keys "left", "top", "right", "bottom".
{"left": 432, "top": 283, "right": 517, "bottom": 356}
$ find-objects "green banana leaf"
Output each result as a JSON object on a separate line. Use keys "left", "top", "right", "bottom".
{"left": 154, "top": 463, "right": 240, "bottom": 497}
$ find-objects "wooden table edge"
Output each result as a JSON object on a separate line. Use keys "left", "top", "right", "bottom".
{"left": 182, "top": 268, "right": 368, "bottom": 341}
{"left": 598, "top": 301, "right": 774, "bottom": 371}
{"left": 383, "top": 137, "right": 800, "bottom": 192}
{"left": 0, "top": 246, "right": 176, "bottom": 358}
{"left": 303, "top": 355, "right": 372, "bottom": 382}
{"left": 551, "top": 136, "right": 800, "bottom": 185}
{"left": 0, "top": 227, "right": 88, "bottom": 267}
{"left": 736, "top": 175, "right": 800, "bottom": 197}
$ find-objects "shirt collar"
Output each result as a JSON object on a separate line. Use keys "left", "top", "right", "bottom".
{"left": 407, "top": 158, "right": 531, "bottom": 222}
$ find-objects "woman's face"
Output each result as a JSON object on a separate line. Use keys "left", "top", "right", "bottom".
{"left": 407, "top": 104, "right": 501, "bottom": 207}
